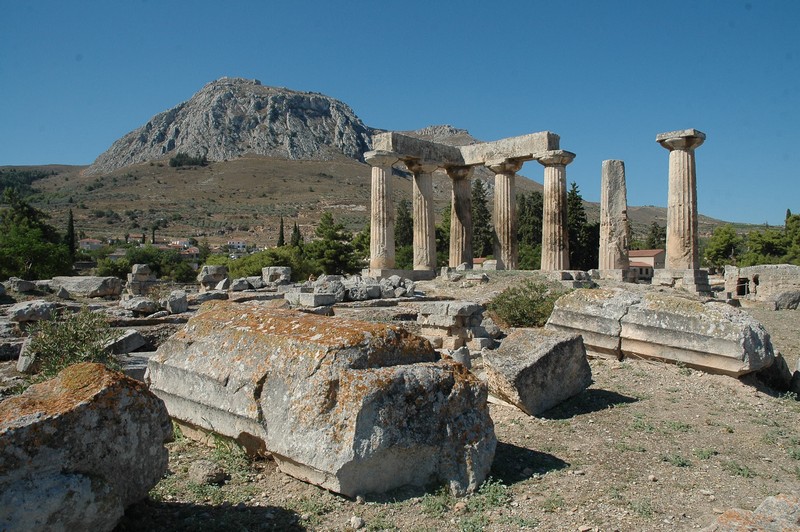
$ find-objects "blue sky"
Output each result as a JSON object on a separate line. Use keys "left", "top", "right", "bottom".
{"left": 1, "top": 1, "right": 797, "bottom": 225}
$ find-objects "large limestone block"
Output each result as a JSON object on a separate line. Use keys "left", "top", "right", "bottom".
{"left": 8, "top": 299, "right": 59, "bottom": 323}
{"left": 0, "top": 363, "right": 171, "bottom": 532}
{"left": 620, "top": 293, "right": 774, "bottom": 376}
{"left": 51, "top": 276, "right": 122, "bottom": 298}
{"left": 546, "top": 288, "right": 641, "bottom": 359}
{"left": 147, "top": 301, "right": 496, "bottom": 496}
{"left": 484, "top": 328, "right": 592, "bottom": 416}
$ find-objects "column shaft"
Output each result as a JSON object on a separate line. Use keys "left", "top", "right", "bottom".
{"left": 411, "top": 166, "right": 437, "bottom": 270}
{"left": 447, "top": 166, "right": 473, "bottom": 268}
{"left": 367, "top": 154, "right": 396, "bottom": 269}
{"left": 666, "top": 149, "right": 699, "bottom": 269}
{"left": 490, "top": 162, "right": 522, "bottom": 270}
{"left": 599, "top": 160, "right": 630, "bottom": 270}
{"left": 539, "top": 151, "right": 576, "bottom": 271}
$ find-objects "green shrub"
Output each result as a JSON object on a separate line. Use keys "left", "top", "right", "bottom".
{"left": 169, "top": 152, "right": 208, "bottom": 167}
{"left": 27, "top": 307, "right": 122, "bottom": 378}
{"left": 486, "top": 280, "right": 567, "bottom": 327}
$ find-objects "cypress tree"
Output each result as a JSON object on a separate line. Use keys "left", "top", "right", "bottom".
{"left": 66, "top": 208, "right": 76, "bottom": 261}
{"left": 395, "top": 199, "right": 413, "bottom": 247}
{"left": 290, "top": 222, "right": 303, "bottom": 248}
{"left": 471, "top": 179, "right": 493, "bottom": 257}
{"left": 277, "top": 216, "right": 285, "bottom": 247}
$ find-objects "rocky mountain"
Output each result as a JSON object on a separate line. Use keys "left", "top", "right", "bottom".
{"left": 88, "top": 78, "right": 374, "bottom": 174}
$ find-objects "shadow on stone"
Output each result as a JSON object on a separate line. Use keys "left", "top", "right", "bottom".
{"left": 490, "top": 442, "right": 569, "bottom": 485}
{"left": 538, "top": 388, "right": 639, "bottom": 420}
{"left": 115, "top": 499, "right": 305, "bottom": 531}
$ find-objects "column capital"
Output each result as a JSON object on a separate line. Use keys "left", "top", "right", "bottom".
{"left": 538, "top": 150, "right": 576, "bottom": 167}
{"left": 364, "top": 150, "right": 399, "bottom": 167}
{"left": 656, "top": 129, "right": 706, "bottom": 151}
{"left": 445, "top": 165, "right": 473, "bottom": 181}
{"left": 404, "top": 159, "right": 439, "bottom": 175}
{"left": 487, "top": 158, "right": 524, "bottom": 174}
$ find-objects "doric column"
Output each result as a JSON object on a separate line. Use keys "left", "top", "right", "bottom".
{"left": 488, "top": 159, "right": 524, "bottom": 270}
{"left": 406, "top": 160, "right": 438, "bottom": 271}
{"left": 445, "top": 166, "right": 474, "bottom": 268}
{"left": 599, "top": 160, "right": 630, "bottom": 270}
{"left": 365, "top": 150, "right": 398, "bottom": 269}
{"left": 538, "top": 150, "right": 576, "bottom": 271}
{"left": 656, "top": 129, "right": 705, "bottom": 270}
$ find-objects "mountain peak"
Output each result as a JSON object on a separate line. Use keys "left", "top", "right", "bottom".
{"left": 87, "top": 78, "right": 373, "bottom": 174}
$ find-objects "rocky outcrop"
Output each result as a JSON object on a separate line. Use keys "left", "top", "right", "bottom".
{"left": 88, "top": 78, "right": 374, "bottom": 174}
{"left": 147, "top": 301, "right": 496, "bottom": 497}
{"left": 546, "top": 288, "right": 775, "bottom": 377}
{"left": 484, "top": 328, "right": 592, "bottom": 416}
{"left": 702, "top": 493, "right": 800, "bottom": 531}
{"left": 0, "top": 363, "right": 171, "bottom": 532}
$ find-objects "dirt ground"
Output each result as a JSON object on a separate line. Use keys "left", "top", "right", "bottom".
{"left": 113, "top": 274, "right": 799, "bottom": 532}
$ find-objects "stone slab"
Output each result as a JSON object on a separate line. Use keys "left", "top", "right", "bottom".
{"left": 284, "top": 292, "right": 336, "bottom": 307}
{"left": 147, "top": 301, "right": 496, "bottom": 497}
{"left": 484, "top": 328, "right": 592, "bottom": 416}
{"left": 371, "top": 133, "right": 464, "bottom": 166}
{"left": 656, "top": 128, "right": 706, "bottom": 142}
{"left": 460, "top": 132, "right": 560, "bottom": 166}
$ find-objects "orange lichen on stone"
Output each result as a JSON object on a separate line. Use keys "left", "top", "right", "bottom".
{"left": 0, "top": 363, "right": 138, "bottom": 426}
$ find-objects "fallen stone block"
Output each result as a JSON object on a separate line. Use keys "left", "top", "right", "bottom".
{"left": 620, "top": 294, "right": 774, "bottom": 376}
{"left": 189, "top": 291, "right": 228, "bottom": 305}
{"left": 230, "top": 278, "right": 250, "bottom": 291}
{"left": 161, "top": 290, "right": 188, "bottom": 314}
{"left": 121, "top": 296, "right": 159, "bottom": 315}
{"left": 547, "top": 288, "right": 775, "bottom": 376}
{"left": 284, "top": 291, "right": 336, "bottom": 307}
{"left": 246, "top": 276, "right": 266, "bottom": 289}
{"left": 484, "top": 328, "right": 592, "bottom": 416}
{"left": 106, "top": 329, "right": 146, "bottom": 355}
{"left": 51, "top": 276, "right": 122, "bottom": 298}
{"left": 546, "top": 288, "right": 639, "bottom": 359}
{"left": 0, "top": 363, "right": 171, "bottom": 532}
{"left": 197, "top": 265, "right": 228, "bottom": 290}
{"left": 775, "top": 290, "right": 800, "bottom": 310}
{"left": 8, "top": 300, "right": 58, "bottom": 323}
{"left": 702, "top": 493, "right": 800, "bottom": 531}
{"left": 262, "top": 266, "right": 291, "bottom": 284}
{"left": 117, "top": 351, "right": 157, "bottom": 381}
{"left": 147, "top": 301, "right": 496, "bottom": 497}
{"left": 6, "top": 277, "right": 36, "bottom": 293}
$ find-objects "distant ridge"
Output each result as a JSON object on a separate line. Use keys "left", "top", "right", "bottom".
{"left": 87, "top": 77, "right": 374, "bottom": 174}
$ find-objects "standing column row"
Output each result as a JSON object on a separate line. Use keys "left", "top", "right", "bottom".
{"left": 539, "top": 150, "right": 576, "bottom": 271}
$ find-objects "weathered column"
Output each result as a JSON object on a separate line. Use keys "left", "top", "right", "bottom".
{"left": 488, "top": 160, "right": 524, "bottom": 270}
{"left": 538, "top": 150, "right": 576, "bottom": 271}
{"left": 656, "top": 129, "right": 705, "bottom": 270}
{"left": 599, "top": 160, "right": 630, "bottom": 270}
{"left": 365, "top": 150, "right": 398, "bottom": 270}
{"left": 407, "top": 161, "right": 438, "bottom": 271}
{"left": 446, "top": 166, "right": 474, "bottom": 268}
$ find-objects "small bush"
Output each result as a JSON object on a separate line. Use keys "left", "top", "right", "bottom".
{"left": 169, "top": 152, "right": 208, "bottom": 167}
{"left": 486, "top": 280, "right": 567, "bottom": 328}
{"left": 27, "top": 307, "right": 121, "bottom": 378}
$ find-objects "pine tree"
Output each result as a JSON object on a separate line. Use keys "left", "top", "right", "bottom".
{"left": 277, "top": 216, "right": 285, "bottom": 247}
{"left": 644, "top": 221, "right": 666, "bottom": 249}
{"left": 66, "top": 208, "right": 76, "bottom": 262}
{"left": 471, "top": 179, "right": 493, "bottom": 257}
{"left": 566, "top": 182, "right": 599, "bottom": 271}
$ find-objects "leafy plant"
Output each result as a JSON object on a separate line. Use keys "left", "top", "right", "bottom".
{"left": 487, "top": 280, "right": 567, "bottom": 327}
{"left": 724, "top": 461, "right": 755, "bottom": 478}
{"left": 27, "top": 307, "right": 122, "bottom": 378}
{"left": 694, "top": 448, "right": 718, "bottom": 460}
{"left": 662, "top": 453, "right": 692, "bottom": 467}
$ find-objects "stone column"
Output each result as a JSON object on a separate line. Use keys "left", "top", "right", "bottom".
{"left": 446, "top": 166, "right": 474, "bottom": 268}
{"left": 656, "top": 129, "right": 705, "bottom": 270}
{"left": 538, "top": 150, "right": 576, "bottom": 271}
{"left": 407, "top": 160, "right": 438, "bottom": 271}
{"left": 599, "top": 160, "right": 630, "bottom": 270}
{"left": 365, "top": 150, "right": 398, "bottom": 270}
{"left": 488, "top": 160, "right": 524, "bottom": 270}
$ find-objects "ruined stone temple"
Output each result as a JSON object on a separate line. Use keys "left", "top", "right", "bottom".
{"left": 651, "top": 128, "right": 711, "bottom": 294}
{"left": 365, "top": 131, "right": 575, "bottom": 277}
